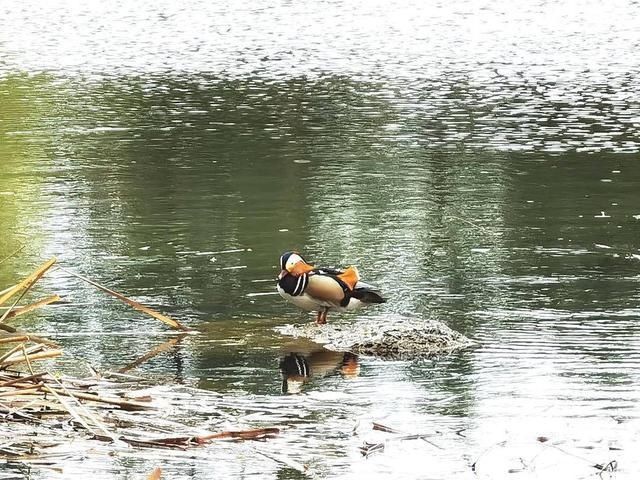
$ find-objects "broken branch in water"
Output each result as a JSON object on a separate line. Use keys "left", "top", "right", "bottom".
{"left": 138, "top": 427, "right": 282, "bottom": 448}
{"left": 41, "top": 386, "right": 154, "bottom": 412}
{"left": 0, "top": 335, "right": 30, "bottom": 345}
{"left": 0, "top": 348, "right": 63, "bottom": 368}
{"left": 194, "top": 427, "right": 281, "bottom": 443}
{"left": 4, "top": 295, "right": 62, "bottom": 320}
{"left": 57, "top": 266, "right": 191, "bottom": 332}
{"left": 0, "top": 323, "right": 58, "bottom": 347}
{"left": 117, "top": 334, "right": 187, "bottom": 373}
{"left": 0, "top": 257, "right": 57, "bottom": 308}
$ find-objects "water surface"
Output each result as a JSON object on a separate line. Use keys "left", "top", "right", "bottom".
{"left": 1, "top": 1, "right": 640, "bottom": 478}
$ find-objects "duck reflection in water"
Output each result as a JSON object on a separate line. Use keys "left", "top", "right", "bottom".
{"left": 279, "top": 345, "right": 359, "bottom": 394}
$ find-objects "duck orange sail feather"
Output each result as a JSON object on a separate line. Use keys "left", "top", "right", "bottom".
{"left": 337, "top": 266, "right": 360, "bottom": 290}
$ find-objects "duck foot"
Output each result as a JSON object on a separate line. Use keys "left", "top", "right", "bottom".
{"left": 316, "top": 309, "right": 328, "bottom": 325}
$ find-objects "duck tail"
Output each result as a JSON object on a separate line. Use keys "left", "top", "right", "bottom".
{"left": 352, "top": 282, "right": 386, "bottom": 304}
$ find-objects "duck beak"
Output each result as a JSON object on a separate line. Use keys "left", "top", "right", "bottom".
{"left": 278, "top": 269, "right": 288, "bottom": 280}
{"left": 290, "top": 262, "right": 315, "bottom": 277}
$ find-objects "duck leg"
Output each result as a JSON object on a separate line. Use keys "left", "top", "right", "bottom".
{"left": 317, "top": 308, "right": 329, "bottom": 325}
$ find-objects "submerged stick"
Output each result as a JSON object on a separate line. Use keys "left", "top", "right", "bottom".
{"left": 0, "top": 243, "right": 26, "bottom": 267}
{"left": 144, "top": 427, "right": 282, "bottom": 447}
{"left": 117, "top": 334, "right": 187, "bottom": 373}
{"left": 194, "top": 427, "right": 281, "bottom": 443}
{"left": 58, "top": 267, "right": 190, "bottom": 331}
{"left": 5, "top": 295, "right": 61, "bottom": 320}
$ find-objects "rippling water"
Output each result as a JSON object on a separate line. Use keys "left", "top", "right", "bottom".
{"left": 1, "top": 1, "right": 640, "bottom": 478}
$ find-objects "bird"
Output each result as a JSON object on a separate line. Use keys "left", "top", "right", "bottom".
{"left": 276, "top": 251, "right": 386, "bottom": 324}
{"left": 279, "top": 348, "right": 359, "bottom": 394}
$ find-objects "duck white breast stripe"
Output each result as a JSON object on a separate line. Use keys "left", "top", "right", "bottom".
{"left": 294, "top": 355, "right": 308, "bottom": 376}
{"left": 293, "top": 273, "right": 308, "bottom": 296}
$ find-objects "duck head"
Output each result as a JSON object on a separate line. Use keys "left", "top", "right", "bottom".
{"left": 278, "top": 251, "right": 315, "bottom": 279}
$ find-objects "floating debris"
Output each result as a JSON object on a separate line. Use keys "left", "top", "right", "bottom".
{"left": 0, "top": 256, "right": 281, "bottom": 475}
{"left": 58, "top": 266, "right": 191, "bottom": 331}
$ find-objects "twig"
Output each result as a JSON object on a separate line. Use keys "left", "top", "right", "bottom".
{"left": 4, "top": 295, "right": 61, "bottom": 320}
{"left": 41, "top": 386, "right": 154, "bottom": 411}
{"left": 372, "top": 422, "right": 402, "bottom": 434}
{"left": 0, "top": 257, "right": 57, "bottom": 309}
{"left": 369, "top": 422, "right": 443, "bottom": 451}
{"left": 194, "top": 427, "right": 281, "bottom": 443}
{"left": 57, "top": 266, "right": 191, "bottom": 331}
{"left": 0, "top": 335, "right": 30, "bottom": 345}
{"left": 21, "top": 343, "right": 35, "bottom": 375}
{"left": 471, "top": 440, "right": 507, "bottom": 472}
{"left": 0, "top": 349, "right": 63, "bottom": 368}
{"left": 0, "top": 343, "right": 27, "bottom": 364}
{"left": 142, "top": 427, "right": 281, "bottom": 447}
{"left": 540, "top": 442, "right": 618, "bottom": 472}
{"left": 117, "top": 334, "right": 187, "bottom": 373}
{"left": 0, "top": 385, "right": 44, "bottom": 397}
{"left": 92, "top": 434, "right": 188, "bottom": 450}
{"left": 0, "top": 244, "right": 26, "bottom": 267}
{"left": 42, "top": 386, "right": 97, "bottom": 435}
{"left": 0, "top": 323, "right": 58, "bottom": 347}
{"left": 251, "top": 447, "right": 308, "bottom": 474}
{"left": 0, "top": 372, "right": 47, "bottom": 388}
{"left": 444, "top": 215, "right": 492, "bottom": 234}
{"left": 46, "top": 371, "right": 119, "bottom": 442}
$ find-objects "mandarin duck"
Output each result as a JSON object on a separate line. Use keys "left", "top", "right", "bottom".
{"left": 280, "top": 349, "right": 359, "bottom": 394}
{"left": 276, "top": 251, "right": 386, "bottom": 324}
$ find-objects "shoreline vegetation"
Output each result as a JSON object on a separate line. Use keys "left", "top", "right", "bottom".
{"left": 0, "top": 255, "right": 284, "bottom": 478}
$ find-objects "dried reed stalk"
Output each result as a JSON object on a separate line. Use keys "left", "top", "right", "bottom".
{"left": 0, "top": 349, "right": 63, "bottom": 368}
{"left": 41, "top": 386, "right": 154, "bottom": 411}
{"left": 0, "top": 324, "right": 57, "bottom": 347}
{"left": 0, "top": 335, "right": 30, "bottom": 345}
{"left": 4, "top": 295, "right": 61, "bottom": 320}
{"left": 0, "top": 257, "right": 57, "bottom": 307}
{"left": 0, "top": 243, "right": 26, "bottom": 267}
{"left": 58, "top": 267, "right": 190, "bottom": 331}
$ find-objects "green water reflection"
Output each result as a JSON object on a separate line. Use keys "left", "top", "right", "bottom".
{"left": 1, "top": 71, "right": 639, "bottom": 478}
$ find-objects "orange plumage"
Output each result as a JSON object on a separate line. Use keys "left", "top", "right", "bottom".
{"left": 337, "top": 266, "right": 360, "bottom": 290}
